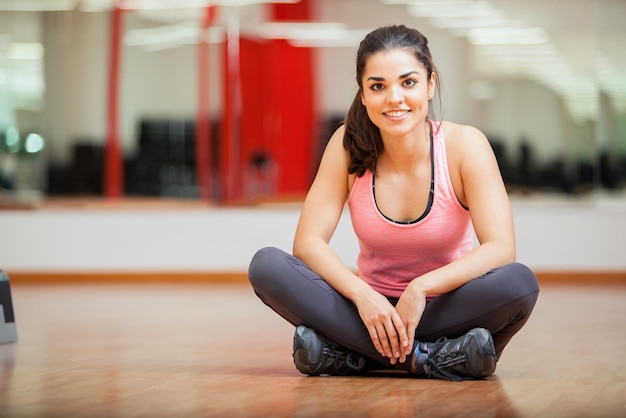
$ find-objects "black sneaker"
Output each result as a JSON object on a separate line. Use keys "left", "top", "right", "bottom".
{"left": 293, "top": 325, "right": 367, "bottom": 376}
{"left": 411, "top": 328, "right": 497, "bottom": 381}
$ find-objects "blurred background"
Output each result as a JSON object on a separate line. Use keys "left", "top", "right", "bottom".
{"left": 0, "top": 0, "right": 624, "bottom": 205}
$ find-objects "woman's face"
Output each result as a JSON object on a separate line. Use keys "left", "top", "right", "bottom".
{"left": 360, "top": 49, "right": 435, "bottom": 139}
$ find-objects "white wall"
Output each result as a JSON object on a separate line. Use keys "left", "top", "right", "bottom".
{"left": 1, "top": 195, "right": 625, "bottom": 273}
{"left": 41, "top": 11, "right": 108, "bottom": 165}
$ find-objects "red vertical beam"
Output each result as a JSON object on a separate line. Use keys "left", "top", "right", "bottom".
{"left": 269, "top": 40, "right": 315, "bottom": 194}
{"left": 268, "top": 0, "right": 316, "bottom": 195}
{"left": 239, "top": 36, "right": 270, "bottom": 198}
{"left": 196, "top": 7, "right": 215, "bottom": 201}
{"left": 105, "top": 5, "right": 124, "bottom": 198}
{"left": 220, "top": 16, "right": 241, "bottom": 204}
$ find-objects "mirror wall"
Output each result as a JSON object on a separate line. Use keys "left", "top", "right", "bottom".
{"left": 0, "top": 0, "right": 624, "bottom": 205}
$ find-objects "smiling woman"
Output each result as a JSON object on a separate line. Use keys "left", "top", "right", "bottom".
{"left": 248, "top": 24, "right": 539, "bottom": 382}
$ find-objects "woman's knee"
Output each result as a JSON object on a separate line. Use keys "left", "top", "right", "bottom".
{"left": 248, "top": 246, "right": 285, "bottom": 286}
{"left": 497, "top": 262, "right": 540, "bottom": 307}
{"left": 509, "top": 262, "right": 539, "bottom": 292}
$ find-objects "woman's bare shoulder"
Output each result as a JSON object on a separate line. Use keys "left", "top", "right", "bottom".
{"left": 440, "top": 120, "right": 486, "bottom": 145}
{"left": 322, "top": 124, "right": 348, "bottom": 160}
{"left": 439, "top": 120, "right": 494, "bottom": 181}
{"left": 314, "top": 124, "right": 350, "bottom": 179}
{"left": 320, "top": 124, "right": 359, "bottom": 192}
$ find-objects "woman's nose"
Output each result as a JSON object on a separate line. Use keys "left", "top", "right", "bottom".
{"left": 386, "top": 85, "right": 403, "bottom": 104}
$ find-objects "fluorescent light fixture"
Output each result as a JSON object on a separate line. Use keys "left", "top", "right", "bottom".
{"left": 117, "top": 0, "right": 298, "bottom": 9}
{"left": 250, "top": 22, "right": 344, "bottom": 40}
{"left": 428, "top": 15, "right": 511, "bottom": 31}
{"left": 125, "top": 21, "right": 367, "bottom": 50}
{"left": 0, "top": 0, "right": 77, "bottom": 10}
{"left": 244, "top": 22, "right": 370, "bottom": 48}
{"left": 467, "top": 27, "right": 548, "bottom": 45}
{"left": 6, "top": 43, "right": 44, "bottom": 60}
{"left": 407, "top": 0, "right": 500, "bottom": 18}
{"left": 473, "top": 41, "right": 598, "bottom": 120}
{"left": 381, "top": 0, "right": 476, "bottom": 5}
{"left": 118, "top": 0, "right": 209, "bottom": 9}
{"left": 288, "top": 29, "right": 371, "bottom": 48}
{"left": 124, "top": 22, "right": 227, "bottom": 51}
{"left": 79, "top": 0, "right": 113, "bottom": 12}
{"left": 124, "top": 21, "right": 205, "bottom": 50}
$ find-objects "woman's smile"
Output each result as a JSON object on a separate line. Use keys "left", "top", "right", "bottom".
{"left": 384, "top": 110, "right": 411, "bottom": 119}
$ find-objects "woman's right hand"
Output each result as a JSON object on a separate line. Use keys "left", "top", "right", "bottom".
{"left": 354, "top": 288, "right": 410, "bottom": 365}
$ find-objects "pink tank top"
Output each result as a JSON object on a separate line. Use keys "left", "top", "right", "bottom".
{"left": 347, "top": 124, "right": 474, "bottom": 298}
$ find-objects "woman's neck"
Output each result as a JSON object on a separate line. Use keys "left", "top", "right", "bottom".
{"left": 379, "top": 122, "right": 431, "bottom": 172}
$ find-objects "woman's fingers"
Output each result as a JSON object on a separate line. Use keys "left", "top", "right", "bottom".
{"left": 384, "top": 320, "right": 404, "bottom": 361}
{"left": 375, "top": 322, "right": 394, "bottom": 359}
{"left": 366, "top": 325, "right": 385, "bottom": 356}
{"left": 390, "top": 314, "right": 410, "bottom": 363}
{"left": 367, "top": 317, "right": 407, "bottom": 365}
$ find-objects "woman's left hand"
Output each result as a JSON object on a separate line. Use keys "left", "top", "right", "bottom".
{"left": 395, "top": 281, "right": 428, "bottom": 361}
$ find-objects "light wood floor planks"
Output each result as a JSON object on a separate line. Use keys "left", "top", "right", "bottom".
{"left": 0, "top": 283, "right": 624, "bottom": 417}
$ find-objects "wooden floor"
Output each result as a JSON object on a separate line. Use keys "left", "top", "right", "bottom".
{"left": 0, "top": 283, "right": 624, "bottom": 418}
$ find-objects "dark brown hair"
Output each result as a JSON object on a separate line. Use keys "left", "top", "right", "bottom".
{"left": 344, "top": 25, "right": 441, "bottom": 176}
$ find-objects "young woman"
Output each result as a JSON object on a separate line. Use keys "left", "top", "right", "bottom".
{"left": 248, "top": 25, "right": 539, "bottom": 381}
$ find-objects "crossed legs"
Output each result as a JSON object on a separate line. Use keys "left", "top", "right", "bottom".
{"left": 248, "top": 247, "right": 539, "bottom": 370}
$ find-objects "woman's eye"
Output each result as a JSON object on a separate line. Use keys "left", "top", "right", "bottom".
{"left": 404, "top": 79, "right": 417, "bottom": 87}
{"left": 370, "top": 83, "right": 384, "bottom": 91}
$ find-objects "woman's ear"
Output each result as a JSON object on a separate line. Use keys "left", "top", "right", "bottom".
{"left": 428, "top": 72, "right": 437, "bottom": 98}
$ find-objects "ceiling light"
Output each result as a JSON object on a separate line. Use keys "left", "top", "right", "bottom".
{"left": 123, "top": 21, "right": 205, "bottom": 50}
{"left": 467, "top": 27, "right": 548, "bottom": 46}
{"left": 79, "top": 0, "right": 113, "bottom": 12}
{"left": 381, "top": 0, "right": 476, "bottom": 6}
{"left": 117, "top": 0, "right": 298, "bottom": 9}
{"left": 250, "top": 22, "right": 345, "bottom": 40}
{"left": 407, "top": 0, "right": 499, "bottom": 18}
{"left": 0, "top": 0, "right": 77, "bottom": 11}
{"left": 6, "top": 43, "right": 44, "bottom": 60}
{"left": 287, "top": 29, "right": 371, "bottom": 48}
{"left": 244, "top": 22, "right": 370, "bottom": 48}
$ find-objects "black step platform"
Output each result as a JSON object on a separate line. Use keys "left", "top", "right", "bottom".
{"left": 0, "top": 270, "right": 17, "bottom": 343}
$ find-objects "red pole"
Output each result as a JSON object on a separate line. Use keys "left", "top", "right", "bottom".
{"left": 268, "top": 0, "right": 316, "bottom": 195}
{"left": 221, "top": 15, "right": 241, "bottom": 204}
{"left": 196, "top": 7, "right": 215, "bottom": 201}
{"left": 105, "top": 4, "right": 123, "bottom": 198}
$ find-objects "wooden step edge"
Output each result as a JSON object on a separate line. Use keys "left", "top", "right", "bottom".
{"left": 4, "top": 270, "right": 625, "bottom": 286}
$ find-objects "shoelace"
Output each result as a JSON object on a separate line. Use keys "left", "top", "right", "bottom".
{"left": 321, "top": 346, "right": 366, "bottom": 373}
{"left": 425, "top": 337, "right": 466, "bottom": 382}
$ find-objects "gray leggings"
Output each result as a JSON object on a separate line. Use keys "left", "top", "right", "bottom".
{"left": 248, "top": 247, "right": 539, "bottom": 370}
